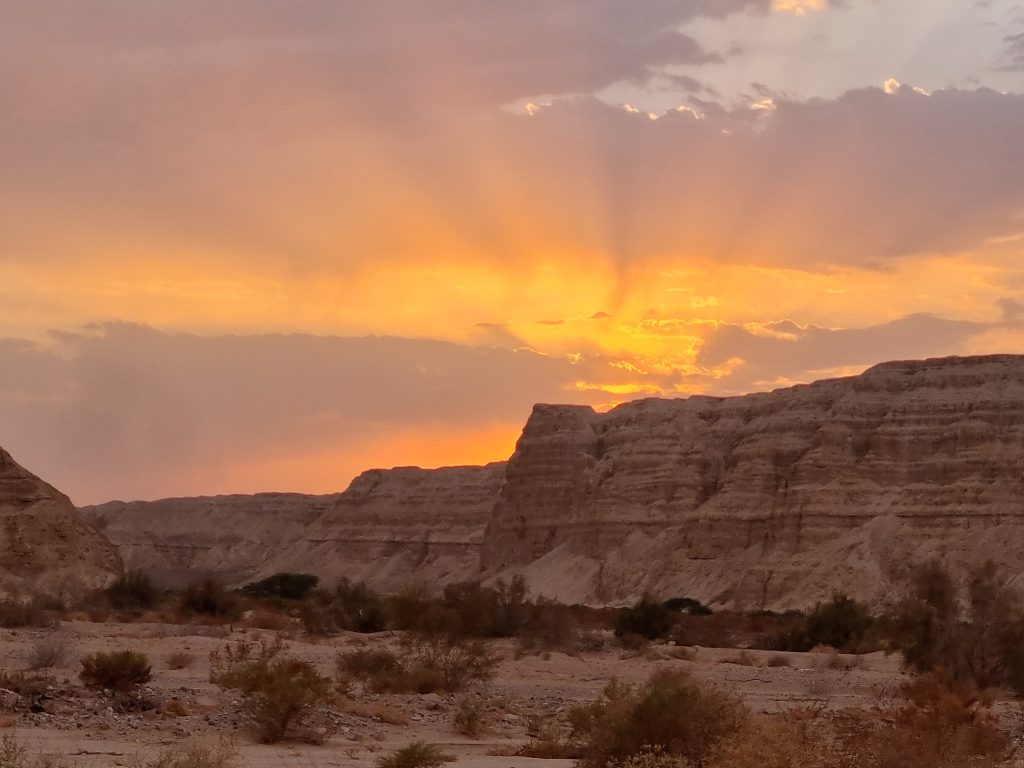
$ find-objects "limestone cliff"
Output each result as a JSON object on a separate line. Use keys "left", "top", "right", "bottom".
{"left": 81, "top": 355, "right": 1024, "bottom": 609}
{"left": 482, "top": 355, "right": 1024, "bottom": 608}
{"left": 82, "top": 463, "right": 504, "bottom": 590}
{"left": 0, "top": 447, "right": 121, "bottom": 598}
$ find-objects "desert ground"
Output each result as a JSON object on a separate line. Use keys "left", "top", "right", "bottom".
{"left": 0, "top": 620, "right": 916, "bottom": 767}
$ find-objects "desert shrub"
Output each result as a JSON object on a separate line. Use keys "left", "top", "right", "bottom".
{"left": 662, "top": 598, "right": 712, "bottom": 616}
{"left": 707, "top": 714, "right": 827, "bottom": 768}
{"left": 0, "top": 670, "right": 53, "bottom": 698}
{"left": 452, "top": 697, "right": 484, "bottom": 737}
{"left": 166, "top": 651, "right": 194, "bottom": 670}
{"left": 300, "top": 578, "right": 388, "bottom": 634}
{"left": 376, "top": 742, "right": 448, "bottom": 768}
{"left": 768, "top": 595, "right": 873, "bottom": 653}
{"left": 348, "top": 636, "right": 498, "bottom": 694}
{"left": 829, "top": 673, "right": 1011, "bottom": 768}
{"left": 238, "top": 573, "right": 319, "bottom": 601}
{"left": 133, "top": 740, "right": 236, "bottom": 768}
{"left": 25, "top": 636, "right": 67, "bottom": 670}
{"left": 891, "top": 561, "right": 1024, "bottom": 693}
{"left": 766, "top": 654, "right": 791, "bottom": 668}
{"left": 80, "top": 650, "right": 152, "bottom": 692}
{"left": 517, "top": 598, "right": 583, "bottom": 654}
{"left": 614, "top": 598, "right": 674, "bottom": 641}
{"left": 609, "top": 747, "right": 693, "bottom": 768}
{"left": 569, "top": 669, "right": 745, "bottom": 768}
{"left": 0, "top": 598, "right": 53, "bottom": 629}
{"left": 209, "top": 639, "right": 331, "bottom": 743}
{"left": 104, "top": 571, "right": 160, "bottom": 613}
{"left": 180, "top": 580, "right": 241, "bottom": 620}
{"left": 0, "top": 733, "right": 65, "bottom": 768}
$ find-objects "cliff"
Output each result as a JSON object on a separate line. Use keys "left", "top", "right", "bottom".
{"left": 81, "top": 355, "right": 1024, "bottom": 609}
{"left": 0, "top": 447, "right": 121, "bottom": 598}
{"left": 82, "top": 463, "right": 504, "bottom": 591}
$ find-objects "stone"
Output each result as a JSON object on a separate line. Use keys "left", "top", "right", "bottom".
{"left": 0, "top": 447, "right": 121, "bottom": 598}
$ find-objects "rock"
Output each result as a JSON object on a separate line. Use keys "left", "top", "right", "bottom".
{"left": 78, "top": 354, "right": 1024, "bottom": 610}
{"left": 0, "top": 447, "right": 121, "bottom": 598}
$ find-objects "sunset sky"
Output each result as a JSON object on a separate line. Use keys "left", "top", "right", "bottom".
{"left": 3, "top": 1, "right": 1024, "bottom": 504}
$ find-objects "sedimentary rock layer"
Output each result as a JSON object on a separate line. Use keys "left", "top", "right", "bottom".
{"left": 82, "top": 355, "right": 1024, "bottom": 609}
{"left": 0, "top": 447, "right": 121, "bottom": 598}
{"left": 83, "top": 463, "right": 504, "bottom": 590}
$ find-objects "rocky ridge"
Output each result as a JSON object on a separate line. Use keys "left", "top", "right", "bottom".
{"left": 0, "top": 447, "right": 121, "bottom": 598}
{"left": 81, "top": 355, "right": 1024, "bottom": 609}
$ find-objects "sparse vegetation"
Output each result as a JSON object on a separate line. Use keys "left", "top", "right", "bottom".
{"left": 376, "top": 742, "right": 449, "bottom": 768}
{"left": 452, "top": 697, "right": 485, "bottom": 737}
{"left": 132, "top": 740, "right": 237, "bottom": 768}
{"left": 210, "top": 639, "right": 332, "bottom": 743}
{"left": 0, "top": 598, "right": 53, "bottom": 629}
{"left": 614, "top": 597, "right": 674, "bottom": 641}
{"left": 166, "top": 651, "right": 195, "bottom": 670}
{"left": 767, "top": 594, "right": 874, "bottom": 653}
{"left": 0, "top": 733, "right": 65, "bottom": 768}
{"left": 238, "top": 572, "right": 319, "bottom": 601}
{"left": 25, "top": 635, "right": 67, "bottom": 670}
{"left": 568, "top": 669, "right": 744, "bottom": 768}
{"left": 104, "top": 571, "right": 160, "bottom": 613}
{"left": 80, "top": 650, "right": 152, "bottom": 692}
{"left": 891, "top": 560, "right": 1024, "bottom": 694}
{"left": 180, "top": 579, "right": 241, "bottom": 620}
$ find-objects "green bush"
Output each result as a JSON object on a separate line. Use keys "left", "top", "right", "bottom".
{"left": 238, "top": 573, "right": 319, "bottom": 601}
{"left": 80, "top": 650, "right": 152, "bottom": 691}
{"left": 614, "top": 598, "right": 674, "bottom": 640}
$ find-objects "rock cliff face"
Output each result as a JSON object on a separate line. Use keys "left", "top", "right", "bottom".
{"left": 482, "top": 355, "right": 1024, "bottom": 608}
{"left": 82, "top": 355, "right": 1024, "bottom": 609}
{"left": 83, "top": 464, "right": 504, "bottom": 591}
{"left": 0, "top": 447, "right": 121, "bottom": 598}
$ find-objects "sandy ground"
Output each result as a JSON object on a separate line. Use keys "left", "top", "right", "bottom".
{"left": 0, "top": 621, "right": 912, "bottom": 767}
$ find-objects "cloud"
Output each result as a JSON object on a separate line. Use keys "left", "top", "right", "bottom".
{"left": 0, "top": 323, "right": 605, "bottom": 503}
{"left": 694, "top": 313, "right": 996, "bottom": 393}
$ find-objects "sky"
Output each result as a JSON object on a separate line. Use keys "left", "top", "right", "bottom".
{"left": 2, "top": 0, "right": 1023, "bottom": 504}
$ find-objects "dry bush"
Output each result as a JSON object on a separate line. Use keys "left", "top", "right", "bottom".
{"left": 166, "top": 651, "right": 194, "bottom": 670}
{"left": 80, "top": 651, "right": 152, "bottom": 692}
{"left": 891, "top": 561, "right": 1024, "bottom": 694}
{"left": 376, "top": 742, "right": 450, "bottom": 768}
{"left": 179, "top": 580, "right": 241, "bottom": 621}
{"left": 209, "top": 639, "right": 331, "bottom": 743}
{"left": 568, "top": 669, "right": 744, "bottom": 768}
{"left": 517, "top": 720, "right": 581, "bottom": 760}
{"left": 616, "top": 633, "right": 650, "bottom": 652}
{"left": 346, "top": 636, "right": 498, "bottom": 694}
{"left": 828, "top": 674, "right": 1011, "bottom": 768}
{"left": 452, "top": 697, "right": 485, "bottom": 737}
{"left": 0, "top": 670, "right": 53, "bottom": 698}
{"left": 707, "top": 713, "right": 828, "bottom": 768}
{"left": 608, "top": 747, "right": 693, "bottom": 768}
{"left": 0, "top": 599, "right": 54, "bottom": 630}
{"left": 766, "top": 654, "right": 791, "bottom": 668}
{"left": 0, "top": 733, "right": 65, "bottom": 768}
{"left": 25, "top": 636, "right": 67, "bottom": 670}
{"left": 103, "top": 571, "right": 161, "bottom": 614}
{"left": 131, "top": 740, "right": 236, "bottom": 768}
